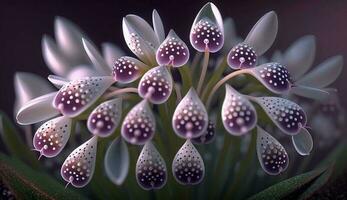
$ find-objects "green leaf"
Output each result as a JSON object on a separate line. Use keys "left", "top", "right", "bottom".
{"left": 0, "top": 153, "right": 86, "bottom": 200}
{"left": 0, "top": 111, "right": 40, "bottom": 168}
{"left": 247, "top": 166, "right": 328, "bottom": 200}
{"left": 178, "top": 66, "right": 192, "bottom": 94}
{"left": 318, "top": 142, "right": 347, "bottom": 178}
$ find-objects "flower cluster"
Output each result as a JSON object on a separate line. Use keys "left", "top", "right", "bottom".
{"left": 14, "top": 2, "right": 343, "bottom": 189}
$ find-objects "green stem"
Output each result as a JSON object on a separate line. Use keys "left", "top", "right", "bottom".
{"left": 103, "top": 87, "right": 138, "bottom": 100}
{"left": 197, "top": 50, "right": 210, "bottom": 95}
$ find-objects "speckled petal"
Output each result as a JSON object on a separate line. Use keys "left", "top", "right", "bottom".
{"left": 113, "top": 56, "right": 148, "bottom": 83}
{"left": 136, "top": 141, "right": 167, "bottom": 190}
{"left": 156, "top": 30, "right": 189, "bottom": 67}
{"left": 138, "top": 66, "right": 173, "bottom": 104}
{"left": 61, "top": 136, "right": 98, "bottom": 188}
{"left": 192, "top": 120, "right": 215, "bottom": 144}
{"left": 87, "top": 98, "right": 122, "bottom": 137}
{"left": 121, "top": 100, "right": 155, "bottom": 145}
{"left": 227, "top": 43, "right": 257, "bottom": 69}
{"left": 221, "top": 85, "right": 257, "bottom": 136}
{"left": 256, "top": 126, "right": 289, "bottom": 175}
{"left": 292, "top": 127, "right": 313, "bottom": 156}
{"left": 172, "top": 88, "right": 208, "bottom": 139}
{"left": 33, "top": 116, "right": 71, "bottom": 158}
{"left": 53, "top": 76, "right": 115, "bottom": 117}
{"left": 172, "top": 140, "right": 205, "bottom": 185}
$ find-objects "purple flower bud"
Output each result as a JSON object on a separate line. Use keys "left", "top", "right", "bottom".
{"left": 112, "top": 56, "right": 147, "bottom": 83}
{"left": 227, "top": 43, "right": 257, "bottom": 69}
{"left": 192, "top": 120, "right": 215, "bottom": 144}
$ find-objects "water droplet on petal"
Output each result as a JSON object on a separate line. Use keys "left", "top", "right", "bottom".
{"left": 227, "top": 43, "right": 257, "bottom": 69}
{"left": 61, "top": 136, "right": 98, "bottom": 188}
{"left": 136, "top": 141, "right": 167, "bottom": 190}
{"left": 172, "top": 140, "right": 205, "bottom": 185}
{"left": 112, "top": 56, "right": 148, "bottom": 83}
{"left": 192, "top": 120, "right": 215, "bottom": 144}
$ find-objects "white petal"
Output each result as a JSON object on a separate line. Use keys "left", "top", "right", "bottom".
{"left": 282, "top": 35, "right": 316, "bottom": 80}
{"left": 192, "top": 2, "right": 223, "bottom": 34}
{"left": 257, "top": 126, "right": 289, "bottom": 175}
{"left": 152, "top": 9, "right": 165, "bottom": 43}
{"left": 102, "top": 42, "right": 125, "bottom": 68}
{"left": 104, "top": 136, "right": 129, "bottom": 185}
{"left": 42, "top": 35, "right": 72, "bottom": 76}
{"left": 291, "top": 128, "right": 313, "bottom": 156}
{"left": 244, "top": 11, "right": 278, "bottom": 56}
{"left": 16, "top": 92, "right": 60, "bottom": 125}
{"left": 66, "top": 65, "right": 98, "bottom": 80}
{"left": 296, "top": 55, "right": 343, "bottom": 88}
{"left": 54, "top": 16, "right": 90, "bottom": 65}
{"left": 271, "top": 50, "right": 283, "bottom": 63}
{"left": 48, "top": 75, "right": 70, "bottom": 88}
{"left": 290, "top": 85, "right": 330, "bottom": 100}
{"left": 82, "top": 38, "right": 111, "bottom": 75}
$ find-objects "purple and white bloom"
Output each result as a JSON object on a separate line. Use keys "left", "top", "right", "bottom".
{"left": 192, "top": 120, "right": 215, "bottom": 144}
{"left": 112, "top": 56, "right": 148, "bottom": 83}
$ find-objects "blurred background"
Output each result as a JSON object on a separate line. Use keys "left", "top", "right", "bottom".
{"left": 1, "top": 0, "right": 346, "bottom": 115}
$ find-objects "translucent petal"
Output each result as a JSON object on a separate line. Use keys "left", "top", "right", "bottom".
{"left": 257, "top": 127, "right": 289, "bottom": 175}
{"left": 282, "top": 35, "right": 316, "bottom": 80}
{"left": 192, "top": 120, "right": 215, "bottom": 144}
{"left": 61, "top": 136, "right": 97, "bottom": 188}
{"left": 53, "top": 76, "right": 115, "bottom": 117}
{"left": 104, "top": 136, "right": 129, "bottom": 185}
{"left": 121, "top": 100, "right": 155, "bottom": 145}
{"left": 222, "top": 17, "right": 238, "bottom": 52}
{"left": 172, "top": 88, "right": 208, "bottom": 139}
{"left": 227, "top": 43, "right": 257, "bottom": 69}
{"left": 172, "top": 140, "right": 205, "bottom": 185}
{"left": 290, "top": 85, "right": 330, "bottom": 101}
{"left": 136, "top": 141, "right": 167, "bottom": 190}
{"left": 33, "top": 116, "right": 71, "bottom": 158}
{"left": 221, "top": 85, "right": 257, "bottom": 136}
{"left": 292, "top": 128, "right": 313, "bottom": 156}
{"left": 113, "top": 56, "right": 148, "bottom": 83}
{"left": 87, "top": 98, "right": 122, "bottom": 137}
{"left": 271, "top": 50, "right": 283, "bottom": 63}
{"left": 190, "top": 2, "right": 224, "bottom": 52}
{"left": 156, "top": 30, "right": 189, "bottom": 67}
{"left": 82, "top": 38, "right": 111, "bottom": 75}
{"left": 244, "top": 11, "right": 278, "bottom": 56}
{"left": 66, "top": 65, "right": 97, "bottom": 80}
{"left": 16, "top": 92, "right": 60, "bottom": 125}
{"left": 102, "top": 42, "right": 125, "bottom": 68}
{"left": 247, "top": 62, "right": 292, "bottom": 94}
{"left": 42, "top": 35, "right": 72, "bottom": 76}
{"left": 48, "top": 75, "right": 70, "bottom": 89}
{"left": 138, "top": 66, "right": 173, "bottom": 104}
{"left": 152, "top": 9, "right": 165, "bottom": 43}
{"left": 296, "top": 55, "right": 343, "bottom": 88}
{"left": 253, "top": 97, "right": 307, "bottom": 135}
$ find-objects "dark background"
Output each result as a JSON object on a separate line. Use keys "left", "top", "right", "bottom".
{"left": 1, "top": 0, "right": 347, "bottom": 116}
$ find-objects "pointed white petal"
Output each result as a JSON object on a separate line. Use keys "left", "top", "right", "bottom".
{"left": 136, "top": 141, "right": 167, "bottom": 190}
{"left": 113, "top": 56, "right": 148, "bottom": 83}
{"left": 48, "top": 75, "right": 70, "bottom": 88}
{"left": 16, "top": 92, "right": 60, "bottom": 125}
{"left": 82, "top": 38, "right": 111, "bottom": 75}
{"left": 105, "top": 137, "right": 129, "bottom": 185}
{"left": 42, "top": 35, "right": 72, "bottom": 76}
{"left": 244, "top": 11, "right": 278, "bottom": 56}
{"left": 172, "top": 88, "right": 208, "bottom": 139}
{"left": 61, "top": 136, "right": 98, "bottom": 188}
{"left": 53, "top": 76, "right": 115, "bottom": 117}
{"left": 121, "top": 100, "right": 155, "bottom": 145}
{"left": 292, "top": 128, "right": 313, "bottom": 156}
{"left": 87, "top": 98, "right": 122, "bottom": 137}
{"left": 221, "top": 85, "right": 257, "bottom": 135}
{"left": 102, "top": 42, "right": 125, "bottom": 68}
{"left": 172, "top": 140, "right": 205, "bottom": 185}
{"left": 290, "top": 85, "right": 330, "bottom": 100}
{"left": 66, "top": 65, "right": 98, "bottom": 80}
{"left": 152, "top": 9, "right": 165, "bottom": 43}
{"left": 296, "top": 55, "right": 343, "bottom": 88}
{"left": 257, "top": 126, "right": 289, "bottom": 175}
{"left": 33, "top": 116, "right": 71, "bottom": 158}
{"left": 282, "top": 36, "right": 316, "bottom": 80}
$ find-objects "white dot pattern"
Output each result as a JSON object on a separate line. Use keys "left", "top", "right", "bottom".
{"left": 192, "top": 121, "right": 215, "bottom": 144}
{"left": 227, "top": 43, "right": 257, "bottom": 69}
{"left": 113, "top": 56, "right": 144, "bottom": 83}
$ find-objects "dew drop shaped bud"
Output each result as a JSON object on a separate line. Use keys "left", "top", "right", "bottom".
{"left": 227, "top": 43, "right": 257, "bottom": 69}
{"left": 192, "top": 120, "right": 215, "bottom": 144}
{"left": 112, "top": 56, "right": 148, "bottom": 83}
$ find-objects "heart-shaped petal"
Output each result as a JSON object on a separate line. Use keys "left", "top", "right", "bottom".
{"left": 113, "top": 56, "right": 148, "bottom": 83}
{"left": 136, "top": 141, "right": 167, "bottom": 190}
{"left": 156, "top": 30, "right": 189, "bottom": 67}
{"left": 61, "top": 136, "right": 98, "bottom": 188}
{"left": 87, "top": 98, "right": 122, "bottom": 137}
{"left": 172, "top": 88, "right": 208, "bottom": 139}
{"left": 121, "top": 100, "right": 155, "bottom": 145}
{"left": 82, "top": 38, "right": 111, "bottom": 75}
{"left": 190, "top": 3, "right": 224, "bottom": 53}
{"left": 102, "top": 42, "right": 125, "bottom": 68}
{"left": 33, "top": 116, "right": 71, "bottom": 158}
{"left": 138, "top": 66, "right": 173, "bottom": 104}
{"left": 104, "top": 136, "right": 129, "bottom": 185}
{"left": 291, "top": 128, "right": 313, "bottom": 156}
{"left": 247, "top": 63, "right": 292, "bottom": 94}
{"left": 244, "top": 11, "right": 278, "bottom": 56}
{"left": 221, "top": 85, "right": 257, "bottom": 136}
{"left": 256, "top": 127, "right": 289, "bottom": 175}
{"left": 53, "top": 76, "right": 115, "bottom": 117}
{"left": 253, "top": 97, "right": 307, "bottom": 135}
{"left": 172, "top": 140, "right": 205, "bottom": 185}
{"left": 227, "top": 43, "right": 257, "bottom": 70}
{"left": 192, "top": 120, "right": 215, "bottom": 144}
